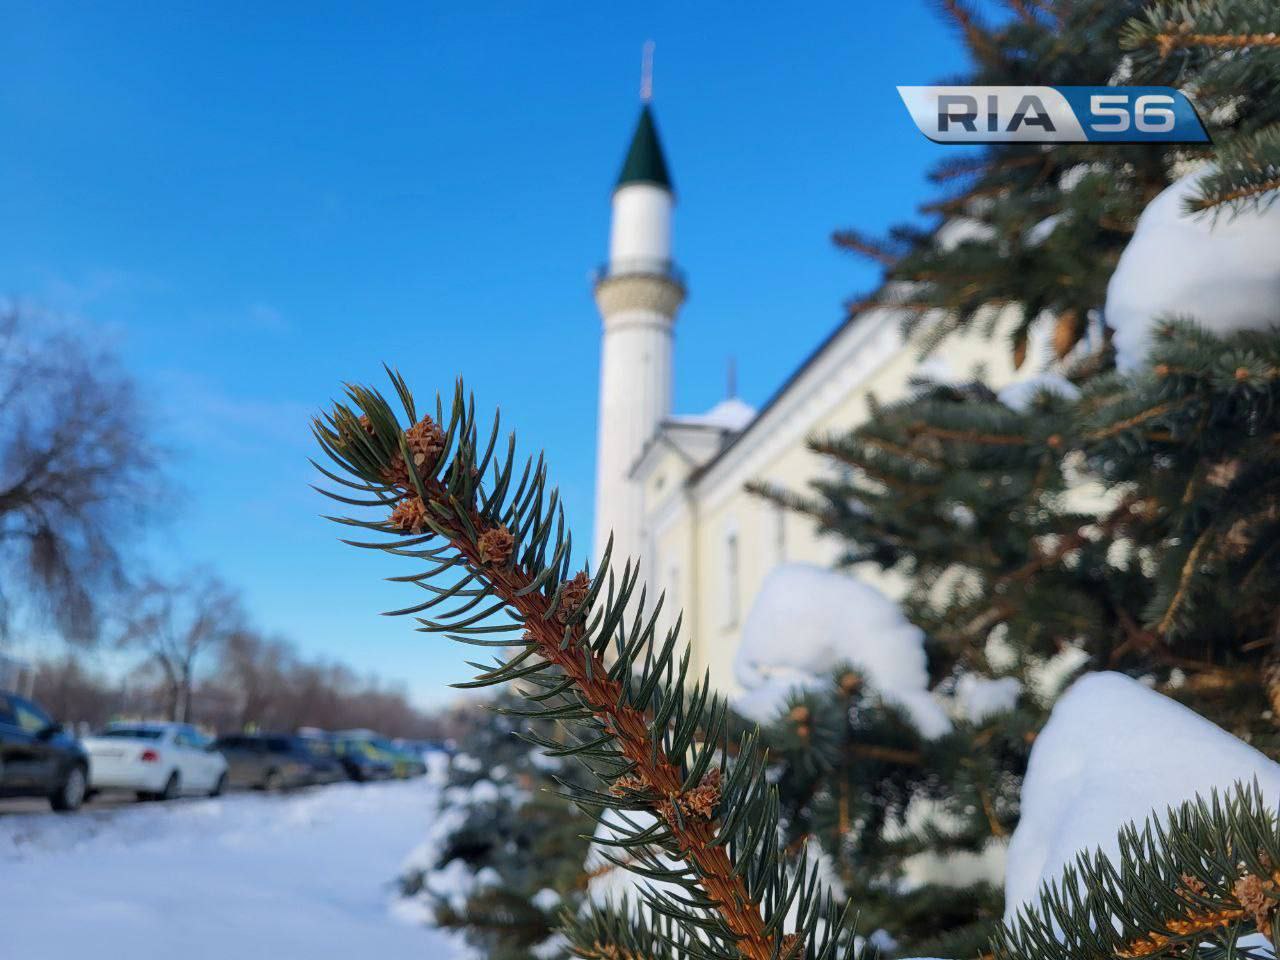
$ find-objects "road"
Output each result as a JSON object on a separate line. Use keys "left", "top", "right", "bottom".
{"left": 0, "top": 791, "right": 151, "bottom": 814}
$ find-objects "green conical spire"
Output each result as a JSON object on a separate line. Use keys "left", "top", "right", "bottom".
{"left": 616, "top": 104, "right": 673, "bottom": 193}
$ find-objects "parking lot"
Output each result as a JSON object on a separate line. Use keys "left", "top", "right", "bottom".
{"left": 0, "top": 775, "right": 462, "bottom": 959}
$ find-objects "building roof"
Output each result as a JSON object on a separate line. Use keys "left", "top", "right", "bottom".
{"left": 616, "top": 104, "right": 673, "bottom": 193}
{"left": 687, "top": 308, "right": 874, "bottom": 486}
{"left": 668, "top": 397, "right": 757, "bottom": 432}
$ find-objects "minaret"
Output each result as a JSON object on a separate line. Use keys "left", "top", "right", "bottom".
{"left": 592, "top": 48, "right": 685, "bottom": 569}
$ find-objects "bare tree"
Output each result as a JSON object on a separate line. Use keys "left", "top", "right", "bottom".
{"left": 216, "top": 627, "right": 293, "bottom": 730}
{"left": 118, "top": 573, "right": 241, "bottom": 722}
{"left": 32, "top": 654, "right": 126, "bottom": 730}
{"left": 28, "top": 637, "right": 446, "bottom": 738}
{"left": 0, "top": 308, "right": 161, "bottom": 644}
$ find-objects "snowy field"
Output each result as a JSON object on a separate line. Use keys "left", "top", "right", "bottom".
{"left": 0, "top": 779, "right": 464, "bottom": 960}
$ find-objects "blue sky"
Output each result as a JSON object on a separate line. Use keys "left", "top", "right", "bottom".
{"left": 0, "top": 2, "right": 974, "bottom": 706}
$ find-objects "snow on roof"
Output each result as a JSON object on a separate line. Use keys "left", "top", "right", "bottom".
{"left": 1004, "top": 672, "right": 1280, "bottom": 920}
{"left": 668, "top": 396, "right": 756, "bottom": 432}
{"left": 731, "top": 563, "right": 951, "bottom": 738}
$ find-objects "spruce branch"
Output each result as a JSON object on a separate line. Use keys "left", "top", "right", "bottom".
{"left": 1185, "top": 126, "right": 1280, "bottom": 214}
{"left": 562, "top": 902, "right": 691, "bottom": 960}
{"left": 1122, "top": 1, "right": 1280, "bottom": 213}
{"left": 1121, "top": 0, "right": 1280, "bottom": 59}
{"left": 994, "top": 782, "right": 1280, "bottom": 960}
{"left": 933, "top": 0, "right": 1002, "bottom": 66}
{"left": 313, "top": 375, "right": 854, "bottom": 960}
{"left": 831, "top": 229, "right": 909, "bottom": 267}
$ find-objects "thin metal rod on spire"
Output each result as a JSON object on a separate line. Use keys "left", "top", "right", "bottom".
{"left": 640, "top": 40, "right": 655, "bottom": 102}
{"left": 726, "top": 356, "right": 737, "bottom": 399}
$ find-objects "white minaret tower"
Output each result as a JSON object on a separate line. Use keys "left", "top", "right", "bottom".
{"left": 593, "top": 44, "right": 685, "bottom": 570}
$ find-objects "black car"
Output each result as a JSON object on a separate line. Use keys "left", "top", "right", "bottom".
{"left": 0, "top": 691, "right": 89, "bottom": 812}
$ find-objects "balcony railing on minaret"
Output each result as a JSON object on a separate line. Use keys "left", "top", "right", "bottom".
{"left": 592, "top": 257, "right": 686, "bottom": 290}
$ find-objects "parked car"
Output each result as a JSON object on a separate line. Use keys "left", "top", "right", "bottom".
{"left": 82, "top": 722, "right": 228, "bottom": 801}
{"left": 214, "top": 733, "right": 313, "bottom": 791}
{"left": 330, "top": 735, "right": 394, "bottom": 782}
{"left": 338, "top": 732, "right": 425, "bottom": 780}
{"left": 383, "top": 740, "right": 428, "bottom": 778}
{"left": 0, "top": 690, "right": 89, "bottom": 812}
{"left": 294, "top": 735, "right": 346, "bottom": 785}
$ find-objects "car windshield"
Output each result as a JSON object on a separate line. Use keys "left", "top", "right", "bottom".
{"left": 100, "top": 728, "right": 164, "bottom": 740}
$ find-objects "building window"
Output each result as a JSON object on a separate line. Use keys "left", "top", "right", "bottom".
{"left": 773, "top": 504, "right": 787, "bottom": 564}
{"left": 723, "top": 529, "right": 740, "bottom": 629}
{"left": 666, "top": 563, "right": 680, "bottom": 619}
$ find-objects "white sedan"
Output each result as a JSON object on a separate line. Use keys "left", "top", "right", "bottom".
{"left": 83, "top": 722, "right": 228, "bottom": 801}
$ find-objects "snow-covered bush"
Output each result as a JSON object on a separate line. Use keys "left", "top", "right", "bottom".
{"left": 396, "top": 693, "right": 595, "bottom": 959}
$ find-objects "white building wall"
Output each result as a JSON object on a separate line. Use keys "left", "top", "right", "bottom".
{"left": 643, "top": 307, "right": 1037, "bottom": 694}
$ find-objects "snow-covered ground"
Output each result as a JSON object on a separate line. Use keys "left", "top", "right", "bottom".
{"left": 0, "top": 779, "right": 464, "bottom": 959}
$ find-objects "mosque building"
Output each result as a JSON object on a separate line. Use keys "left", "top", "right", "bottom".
{"left": 591, "top": 90, "right": 1032, "bottom": 692}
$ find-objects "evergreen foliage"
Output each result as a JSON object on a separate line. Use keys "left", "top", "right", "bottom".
{"left": 748, "top": 2, "right": 1280, "bottom": 955}
{"left": 752, "top": 322, "right": 1280, "bottom": 951}
{"left": 756, "top": 319, "right": 1280, "bottom": 744}
{"left": 313, "top": 378, "right": 853, "bottom": 960}
{"left": 760, "top": 666, "right": 1031, "bottom": 958}
{"left": 838, "top": 0, "right": 1274, "bottom": 360}
{"left": 1122, "top": 1, "right": 1280, "bottom": 214}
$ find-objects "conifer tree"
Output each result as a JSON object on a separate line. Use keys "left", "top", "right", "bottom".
{"left": 751, "top": 1, "right": 1280, "bottom": 956}
{"left": 837, "top": 0, "right": 1273, "bottom": 361}
{"left": 400, "top": 689, "right": 595, "bottom": 960}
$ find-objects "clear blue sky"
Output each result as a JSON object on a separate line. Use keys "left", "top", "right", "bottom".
{"left": 0, "top": 2, "right": 975, "bottom": 706}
